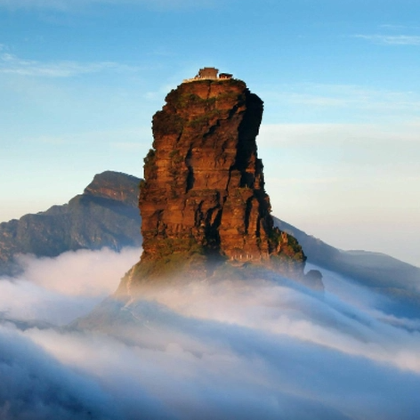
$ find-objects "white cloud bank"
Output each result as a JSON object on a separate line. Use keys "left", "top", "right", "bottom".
{"left": 1, "top": 247, "right": 420, "bottom": 419}
{"left": 0, "top": 247, "right": 140, "bottom": 324}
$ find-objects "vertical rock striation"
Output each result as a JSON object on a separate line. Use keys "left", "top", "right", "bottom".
{"left": 122, "top": 77, "right": 306, "bottom": 290}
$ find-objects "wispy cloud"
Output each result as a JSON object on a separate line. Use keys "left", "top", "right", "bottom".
{"left": 259, "top": 121, "right": 420, "bottom": 147}
{"left": 110, "top": 142, "right": 145, "bottom": 151}
{"left": 0, "top": 247, "right": 140, "bottom": 324}
{"left": 262, "top": 83, "right": 420, "bottom": 121}
{"left": 27, "top": 127, "right": 152, "bottom": 149}
{"left": 0, "top": 0, "right": 69, "bottom": 11}
{"left": 379, "top": 24, "right": 406, "bottom": 30}
{"left": 0, "top": 52, "right": 136, "bottom": 78}
{"left": 354, "top": 34, "right": 420, "bottom": 45}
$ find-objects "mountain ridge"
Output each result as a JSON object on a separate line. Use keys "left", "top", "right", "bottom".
{"left": 274, "top": 217, "right": 420, "bottom": 316}
{"left": 0, "top": 171, "right": 142, "bottom": 277}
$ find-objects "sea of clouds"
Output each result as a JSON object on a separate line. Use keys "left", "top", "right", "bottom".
{"left": 1, "top": 247, "right": 420, "bottom": 420}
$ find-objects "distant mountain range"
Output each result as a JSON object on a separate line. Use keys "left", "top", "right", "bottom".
{"left": 274, "top": 218, "right": 420, "bottom": 317}
{"left": 0, "top": 171, "right": 141, "bottom": 276}
{"left": 1, "top": 171, "right": 419, "bottom": 315}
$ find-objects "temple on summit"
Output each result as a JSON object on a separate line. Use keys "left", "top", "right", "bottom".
{"left": 116, "top": 72, "right": 308, "bottom": 292}
{"left": 183, "top": 67, "right": 233, "bottom": 83}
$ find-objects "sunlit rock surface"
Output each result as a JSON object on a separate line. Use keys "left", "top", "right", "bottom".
{"left": 119, "top": 77, "right": 307, "bottom": 292}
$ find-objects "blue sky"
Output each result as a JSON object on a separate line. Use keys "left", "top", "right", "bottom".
{"left": 1, "top": 0, "right": 419, "bottom": 266}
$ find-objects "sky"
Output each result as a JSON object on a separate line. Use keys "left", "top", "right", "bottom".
{"left": 1, "top": 247, "right": 420, "bottom": 419}
{"left": 0, "top": 0, "right": 419, "bottom": 266}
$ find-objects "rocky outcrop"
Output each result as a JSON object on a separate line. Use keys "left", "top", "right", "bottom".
{"left": 0, "top": 171, "right": 142, "bottom": 277}
{"left": 122, "top": 77, "right": 306, "bottom": 288}
{"left": 83, "top": 171, "right": 140, "bottom": 207}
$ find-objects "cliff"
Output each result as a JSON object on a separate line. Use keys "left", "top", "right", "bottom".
{"left": 120, "top": 77, "right": 306, "bottom": 291}
{"left": 0, "top": 171, "right": 142, "bottom": 276}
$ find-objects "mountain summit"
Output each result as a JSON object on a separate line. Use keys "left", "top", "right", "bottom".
{"left": 118, "top": 74, "right": 308, "bottom": 293}
{"left": 0, "top": 171, "right": 141, "bottom": 276}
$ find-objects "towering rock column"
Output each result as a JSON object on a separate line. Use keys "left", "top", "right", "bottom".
{"left": 136, "top": 77, "right": 305, "bottom": 275}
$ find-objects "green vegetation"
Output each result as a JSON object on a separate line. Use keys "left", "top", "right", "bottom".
{"left": 167, "top": 90, "right": 216, "bottom": 110}
{"left": 131, "top": 236, "right": 208, "bottom": 280}
{"left": 217, "top": 90, "right": 243, "bottom": 103}
{"left": 143, "top": 148, "right": 156, "bottom": 165}
{"left": 268, "top": 228, "right": 306, "bottom": 264}
{"left": 154, "top": 110, "right": 184, "bottom": 134}
{"left": 143, "top": 149, "right": 157, "bottom": 179}
{"left": 169, "top": 149, "right": 184, "bottom": 164}
{"left": 144, "top": 253, "right": 207, "bottom": 279}
{"left": 149, "top": 236, "right": 204, "bottom": 258}
{"left": 187, "top": 109, "right": 224, "bottom": 129}
{"left": 232, "top": 187, "right": 252, "bottom": 202}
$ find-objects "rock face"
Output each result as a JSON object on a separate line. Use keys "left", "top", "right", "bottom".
{"left": 125, "top": 77, "right": 306, "bottom": 286}
{"left": 83, "top": 171, "right": 140, "bottom": 207}
{"left": 0, "top": 171, "right": 142, "bottom": 276}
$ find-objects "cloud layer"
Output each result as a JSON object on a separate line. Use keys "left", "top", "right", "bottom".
{"left": 1, "top": 248, "right": 420, "bottom": 419}
{"left": 354, "top": 34, "right": 420, "bottom": 46}
{"left": 0, "top": 247, "right": 140, "bottom": 324}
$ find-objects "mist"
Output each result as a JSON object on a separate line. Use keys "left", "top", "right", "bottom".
{"left": 1, "top": 247, "right": 419, "bottom": 419}
{"left": 0, "top": 247, "right": 140, "bottom": 325}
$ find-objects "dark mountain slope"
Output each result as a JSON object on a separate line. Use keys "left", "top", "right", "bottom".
{"left": 274, "top": 217, "right": 420, "bottom": 316}
{"left": 274, "top": 217, "right": 419, "bottom": 289}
